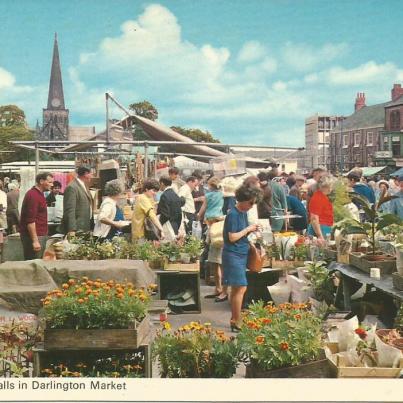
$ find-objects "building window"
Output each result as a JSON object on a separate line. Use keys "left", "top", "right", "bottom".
{"left": 392, "top": 136, "right": 401, "bottom": 157}
{"left": 343, "top": 134, "right": 348, "bottom": 147}
{"left": 354, "top": 133, "right": 361, "bottom": 147}
{"left": 391, "top": 110, "right": 400, "bottom": 131}
{"left": 366, "top": 132, "right": 373, "bottom": 146}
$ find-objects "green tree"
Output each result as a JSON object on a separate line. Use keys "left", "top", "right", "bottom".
{"left": 0, "top": 105, "right": 34, "bottom": 163}
{"left": 129, "top": 100, "right": 158, "bottom": 121}
{"left": 170, "top": 126, "right": 220, "bottom": 143}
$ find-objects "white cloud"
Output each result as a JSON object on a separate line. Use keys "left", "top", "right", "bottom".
{"left": 237, "top": 41, "right": 266, "bottom": 63}
{"left": 327, "top": 61, "right": 401, "bottom": 85}
{"left": 0, "top": 67, "right": 16, "bottom": 88}
{"left": 283, "top": 42, "right": 348, "bottom": 72}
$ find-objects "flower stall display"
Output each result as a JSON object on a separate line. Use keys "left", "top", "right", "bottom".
{"left": 237, "top": 301, "right": 331, "bottom": 377}
{"left": 325, "top": 317, "right": 403, "bottom": 377}
{"left": 40, "top": 277, "right": 152, "bottom": 350}
{"left": 0, "top": 320, "right": 40, "bottom": 377}
{"left": 153, "top": 321, "right": 240, "bottom": 378}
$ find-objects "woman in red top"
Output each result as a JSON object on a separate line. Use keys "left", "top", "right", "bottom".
{"left": 307, "top": 175, "right": 334, "bottom": 243}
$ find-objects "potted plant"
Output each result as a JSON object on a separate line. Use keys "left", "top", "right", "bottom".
{"left": 40, "top": 277, "right": 152, "bottom": 350}
{"left": 238, "top": 301, "right": 332, "bottom": 377}
{"left": 334, "top": 192, "right": 401, "bottom": 274}
{"left": 152, "top": 321, "right": 240, "bottom": 378}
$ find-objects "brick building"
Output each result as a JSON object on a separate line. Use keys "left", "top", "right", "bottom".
{"left": 328, "top": 87, "right": 403, "bottom": 173}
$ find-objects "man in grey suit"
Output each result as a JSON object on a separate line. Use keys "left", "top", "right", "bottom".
{"left": 59, "top": 166, "right": 93, "bottom": 236}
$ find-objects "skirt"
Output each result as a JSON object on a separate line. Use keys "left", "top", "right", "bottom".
{"left": 207, "top": 244, "right": 223, "bottom": 264}
{"left": 222, "top": 249, "right": 248, "bottom": 287}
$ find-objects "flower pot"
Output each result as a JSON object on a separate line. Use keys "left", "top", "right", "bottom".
{"left": 245, "top": 350, "right": 333, "bottom": 378}
{"left": 43, "top": 315, "right": 150, "bottom": 350}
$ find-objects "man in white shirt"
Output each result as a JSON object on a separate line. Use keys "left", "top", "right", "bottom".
{"left": 178, "top": 176, "right": 198, "bottom": 235}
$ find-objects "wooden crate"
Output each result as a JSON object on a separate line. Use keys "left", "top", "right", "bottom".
{"left": 165, "top": 261, "right": 200, "bottom": 272}
{"left": 33, "top": 342, "right": 152, "bottom": 378}
{"left": 328, "top": 354, "right": 403, "bottom": 378}
{"left": 392, "top": 272, "right": 403, "bottom": 291}
{"left": 349, "top": 253, "right": 396, "bottom": 275}
{"left": 44, "top": 315, "right": 150, "bottom": 350}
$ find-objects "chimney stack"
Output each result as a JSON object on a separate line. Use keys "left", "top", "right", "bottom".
{"left": 354, "top": 92, "right": 366, "bottom": 112}
{"left": 391, "top": 84, "right": 403, "bottom": 102}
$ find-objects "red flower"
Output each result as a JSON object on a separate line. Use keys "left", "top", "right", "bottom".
{"left": 255, "top": 335, "right": 265, "bottom": 345}
{"left": 355, "top": 328, "right": 367, "bottom": 340}
{"left": 279, "top": 341, "right": 289, "bottom": 351}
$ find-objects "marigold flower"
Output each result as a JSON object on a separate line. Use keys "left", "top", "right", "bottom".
{"left": 77, "top": 298, "right": 84, "bottom": 304}
{"left": 85, "top": 289, "right": 92, "bottom": 295}
{"left": 86, "top": 280, "right": 93, "bottom": 286}
{"left": 68, "top": 279, "right": 76, "bottom": 285}
{"left": 280, "top": 341, "right": 289, "bottom": 351}
{"left": 261, "top": 318, "right": 272, "bottom": 325}
{"left": 62, "top": 283, "right": 69, "bottom": 290}
{"left": 255, "top": 335, "right": 265, "bottom": 345}
{"left": 44, "top": 301, "right": 51, "bottom": 306}
{"left": 128, "top": 289, "right": 135, "bottom": 296}
{"left": 163, "top": 322, "right": 171, "bottom": 330}
{"left": 294, "top": 314, "right": 301, "bottom": 320}
{"left": 116, "top": 293, "right": 124, "bottom": 299}
{"left": 94, "top": 282, "right": 101, "bottom": 288}
{"left": 75, "top": 288, "right": 83, "bottom": 295}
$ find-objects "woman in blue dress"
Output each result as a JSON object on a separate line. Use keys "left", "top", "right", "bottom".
{"left": 222, "top": 184, "right": 262, "bottom": 332}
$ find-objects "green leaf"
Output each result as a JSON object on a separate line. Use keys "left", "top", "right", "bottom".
{"left": 377, "top": 214, "right": 402, "bottom": 232}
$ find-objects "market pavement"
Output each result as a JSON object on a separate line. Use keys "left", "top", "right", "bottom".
{"left": 151, "top": 282, "right": 247, "bottom": 378}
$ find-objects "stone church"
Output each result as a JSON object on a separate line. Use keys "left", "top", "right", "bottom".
{"left": 36, "top": 34, "right": 95, "bottom": 142}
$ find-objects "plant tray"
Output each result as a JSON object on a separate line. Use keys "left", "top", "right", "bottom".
{"left": 324, "top": 247, "right": 337, "bottom": 261}
{"left": 328, "top": 354, "right": 403, "bottom": 378}
{"left": 392, "top": 272, "right": 403, "bottom": 291}
{"left": 349, "top": 253, "right": 396, "bottom": 275}
{"left": 43, "top": 315, "right": 150, "bottom": 350}
{"left": 165, "top": 261, "right": 200, "bottom": 272}
{"left": 245, "top": 350, "right": 333, "bottom": 378}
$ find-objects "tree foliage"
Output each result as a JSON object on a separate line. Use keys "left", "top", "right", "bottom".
{"left": 129, "top": 101, "right": 158, "bottom": 121}
{"left": 0, "top": 105, "right": 34, "bottom": 163}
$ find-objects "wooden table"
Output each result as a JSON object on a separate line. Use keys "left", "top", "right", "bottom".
{"left": 328, "top": 262, "right": 403, "bottom": 310}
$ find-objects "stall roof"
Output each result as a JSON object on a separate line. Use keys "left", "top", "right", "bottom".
{"left": 391, "top": 167, "right": 403, "bottom": 177}
{"left": 0, "top": 161, "right": 75, "bottom": 173}
{"left": 347, "top": 166, "right": 387, "bottom": 177}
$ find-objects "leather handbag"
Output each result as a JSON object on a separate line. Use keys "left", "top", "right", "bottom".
{"left": 247, "top": 242, "right": 264, "bottom": 272}
{"left": 144, "top": 209, "right": 161, "bottom": 241}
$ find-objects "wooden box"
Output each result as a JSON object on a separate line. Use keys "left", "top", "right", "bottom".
{"left": 44, "top": 315, "right": 150, "bottom": 350}
{"left": 392, "top": 272, "right": 403, "bottom": 291}
{"left": 165, "top": 261, "right": 200, "bottom": 272}
{"left": 328, "top": 354, "right": 403, "bottom": 378}
{"left": 245, "top": 350, "right": 333, "bottom": 378}
{"left": 349, "top": 253, "right": 396, "bottom": 275}
{"left": 33, "top": 343, "right": 152, "bottom": 378}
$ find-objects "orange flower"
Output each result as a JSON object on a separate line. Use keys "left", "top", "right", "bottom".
{"left": 85, "top": 289, "right": 92, "bottom": 295}
{"left": 116, "top": 287, "right": 124, "bottom": 294}
{"left": 77, "top": 298, "right": 84, "bottom": 304}
{"left": 261, "top": 318, "right": 272, "bottom": 325}
{"left": 94, "top": 282, "right": 101, "bottom": 288}
{"left": 255, "top": 335, "right": 265, "bottom": 345}
{"left": 280, "top": 342, "right": 289, "bottom": 351}
{"left": 116, "top": 293, "right": 124, "bottom": 299}
{"left": 128, "top": 289, "right": 135, "bottom": 296}
{"left": 86, "top": 280, "right": 93, "bottom": 286}
{"left": 294, "top": 314, "right": 301, "bottom": 320}
{"left": 75, "top": 288, "right": 83, "bottom": 295}
{"left": 68, "top": 279, "right": 76, "bottom": 285}
{"left": 62, "top": 283, "right": 69, "bottom": 290}
{"left": 96, "top": 278, "right": 102, "bottom": 282}
{"left": 44, "top": 301, "right": 51, "bottom": 305}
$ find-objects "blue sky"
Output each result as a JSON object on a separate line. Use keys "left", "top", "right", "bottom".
{"left": 1, "top": 0, "right": 402, "bottom": 146}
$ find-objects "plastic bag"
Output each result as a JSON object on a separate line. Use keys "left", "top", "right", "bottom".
{"left": 287, "top": 274, "right": 312, "bottom": 303}
{"left": 335, "top": 316, "right": 360, "bottom": 351}
{"left": 191, "top": 221, "right": 202, "bottom": 240}
{"left": 268, "top": 278, "right": 291, "bottom": 305}
{"left": 161, "top": 221, "right": 176, "bottom": 242}
{"left": 375, "top": 333, "right": 402, "bottom": 368}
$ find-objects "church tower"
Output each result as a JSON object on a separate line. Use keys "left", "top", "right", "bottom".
{"left": 40, "top": 33, "right": 69, "bottom": 140}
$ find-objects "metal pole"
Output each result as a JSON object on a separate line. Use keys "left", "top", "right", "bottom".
{"left": 144, "top": 142, "right": 149, "bottom": 178}
{"left": 339, "top": 118, "right": 343, "bottom": 173}
{"left": 105, "top": 93, "right": 110, "bottom": 145}
{"left": 35, "top": 141, "right": 39, "bottom": 176}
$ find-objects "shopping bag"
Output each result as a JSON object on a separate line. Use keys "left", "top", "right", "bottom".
{"left": 162, "top": 221, "right": 176, "bottom": 242}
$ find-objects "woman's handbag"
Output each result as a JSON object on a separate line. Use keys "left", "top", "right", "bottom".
{"left": 209, "top": 220, "right": 225, "bottom": 247}
{"left": 144, "top": 209, "right": 161, "bottom": 241}
{"left": 247, "top": 242, "right": 264, "bottom": 272}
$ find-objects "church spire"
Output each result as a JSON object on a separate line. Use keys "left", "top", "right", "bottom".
{"left": 47, "top": 32, "right": 65, "bottom": 110}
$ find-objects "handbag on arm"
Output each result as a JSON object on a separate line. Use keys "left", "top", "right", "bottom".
{"left": 144, "top": 208, "right": 161, "bottom": 241}
{"left": 247, "top": 242, "right": 264, "bottom": 272}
